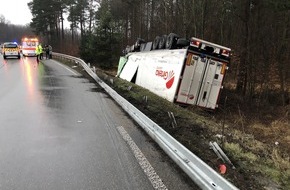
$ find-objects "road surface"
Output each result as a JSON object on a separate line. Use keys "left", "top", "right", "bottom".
{"left": 0, "top": 56, "right": 198, "bottom": 190}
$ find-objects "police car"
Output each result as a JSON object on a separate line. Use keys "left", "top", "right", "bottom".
{"left": 2, "top": 42, "right": 21, "bottom": 59}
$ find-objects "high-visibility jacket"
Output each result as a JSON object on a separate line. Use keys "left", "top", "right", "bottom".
{"left": 35, "top": 46, "right": 40, "bottom": 55}
{"left": 39, "top": 45, "right": 43, "bottom": 53}
{"left": 35, "top": 45, "right": 42, "bottom": 55}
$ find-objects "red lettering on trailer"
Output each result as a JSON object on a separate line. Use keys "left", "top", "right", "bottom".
{"left": 155, "top": 69, "right": 168, "bottom": 80}
{"left": 155, "top": 69, "right": 175, "bottom": 89}
{"left": 166, "top": 71, "right": 175, "bottom": 89}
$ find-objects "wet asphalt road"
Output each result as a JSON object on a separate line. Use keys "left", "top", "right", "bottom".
{"left": 0, "top": 56, "right": 198, "bottom": 190}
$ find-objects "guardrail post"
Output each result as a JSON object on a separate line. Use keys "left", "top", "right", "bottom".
{"left": 168, "top": 112, "right": 177, "bottom": 128}
{"left": 142, "top": 95, "right": 148, "bottom": 108}
{"left": 52, "top": 52, "right": 239, "bottom": 190}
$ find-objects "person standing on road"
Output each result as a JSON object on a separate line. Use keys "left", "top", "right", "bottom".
{"left": 48, "top": 45, "right": 52, "bottom": 59}
{"left": 39, "top": 43, "right": 43, "bottom": 60}
{"left": 45, "top": 45, "right": 49, "bottom": 59}
{"left": 35, "top": 44, "right": 41, "bottom": 63}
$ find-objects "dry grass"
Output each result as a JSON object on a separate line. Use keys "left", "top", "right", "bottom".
{"left": 222, "top": 117, "right": 290, "bottom": 189}
{"left": 57, "top": 58, "right": 290, "bottom": 189}
{"left": 101, "top": 67, "right": 290, "bottom": 189}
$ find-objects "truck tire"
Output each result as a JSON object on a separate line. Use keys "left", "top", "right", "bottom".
{"left": 134, "top": 38, "right": 145, "bottom": 51}
{"left": 176, "top": 38, "right": 190, "bottom": 48}
{"left": 152, "top": 36, "right": 160, "bottom": 50}
{"left": 158, "top": 35, "right": 167, "bottom": 49}
{"left": 165, "top": 33, "right": 179, "bottom": 49}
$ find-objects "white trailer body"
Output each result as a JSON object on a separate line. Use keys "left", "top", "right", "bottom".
{"left": 120, "top": 49, "right": 186, "bottom": 102}
{"left": 118, "top": 37, "right": 231, "bottom": 109}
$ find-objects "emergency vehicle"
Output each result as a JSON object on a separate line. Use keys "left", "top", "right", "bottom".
{"left": 2, "top": 42, "right": 21, "bottom": 59}
{"left": 117, "top": 34, "right": 231, "bottom": 109}
{"left": 21, "top": 37, "right": 39, "bottom": 56}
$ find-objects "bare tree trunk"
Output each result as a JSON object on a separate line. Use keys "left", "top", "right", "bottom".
{"left": 150, "top": 0, "right": 155, "bottom": 39}
{"left": 236, "top": 0, "right": 251, "bottom": 96}
{"left": 80, "top": 14, "right": 84, "bottom": 38}
{"left": 277, "top": 12, "right": 290, "bottom": 106}
{"left": 88, "top": 0, "right": 94, "bottom": 33}
{"left": 192, "top": 0, "right": 197, "bottom": 37}
{"left": 60, "top": 10, "right": 64, "bottom": 40}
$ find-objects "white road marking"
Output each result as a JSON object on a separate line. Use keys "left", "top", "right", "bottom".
{"left": 117, "top": 126, "right": 168, "bottom": 190}
{"left": 50, "top": 59, "right": 79, "bottom": 75}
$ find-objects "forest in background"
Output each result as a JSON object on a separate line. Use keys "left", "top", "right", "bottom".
{"left": 1, "top": 1, "right": 290, "bottom": 188}
{"left": 29, "top": 0, "right": 290, "bottom": 114}
{"left": 0, "top": 15, "right": 34, "bottom": 42}
{"left": 1, "top": 0, "right": 290, "bottom": 116}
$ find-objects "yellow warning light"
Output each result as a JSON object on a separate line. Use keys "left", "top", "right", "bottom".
{"left": 220, "top": 63, "right": 227, "bottom": 75}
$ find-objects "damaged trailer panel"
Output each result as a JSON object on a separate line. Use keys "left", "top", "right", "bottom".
{"left": 120, "top": 49, "right": 187, "bottom": 102}
{"left": 118, "top": 36, "right": 231, "bottom": 109}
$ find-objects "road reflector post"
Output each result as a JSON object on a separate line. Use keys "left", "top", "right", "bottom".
{"left": 168, "top": 112, "right": 177, "bottom": 128}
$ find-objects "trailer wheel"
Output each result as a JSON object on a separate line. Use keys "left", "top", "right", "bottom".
{"left": 158, "top": 35, "right": 167, "bottom": 49}
{"left": 152, "top": 36, "right": 160, "bottom": 50}
{"left": 176, "top": 38, "right": 190, "bottom": 48}
{"left": 134, "top": 38, "right": 145, "bottom": 51}
{"left": 165, "top": 33, "right": 179, "bottom": 49}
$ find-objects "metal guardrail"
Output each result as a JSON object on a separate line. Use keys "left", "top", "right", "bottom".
{"left": 52, "top": 52, "right": 239, "bottom": 190}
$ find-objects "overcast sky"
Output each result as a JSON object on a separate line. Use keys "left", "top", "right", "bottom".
{"left": 0, "top": 0, "right": 32, "bottom": 25}
{"left": 0, "top": 0, "right": 71, "bottom": 28}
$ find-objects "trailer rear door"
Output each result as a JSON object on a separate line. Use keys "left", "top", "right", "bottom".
{"left": 176, "top": 53, "right": 205, "bottom": 105}
{"left": 196, "top": 59, "right": 226, "bottom": 109}
{"left": 176, "top": 53, "right": 227, "bottom": 109}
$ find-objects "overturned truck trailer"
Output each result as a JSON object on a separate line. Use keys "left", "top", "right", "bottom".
{"left": 117, "top": 35, "right": 231, "bottom": 109}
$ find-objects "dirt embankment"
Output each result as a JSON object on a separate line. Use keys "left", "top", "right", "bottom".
{"left": 60, "top": 58, "right": 289, "bottom": 190}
